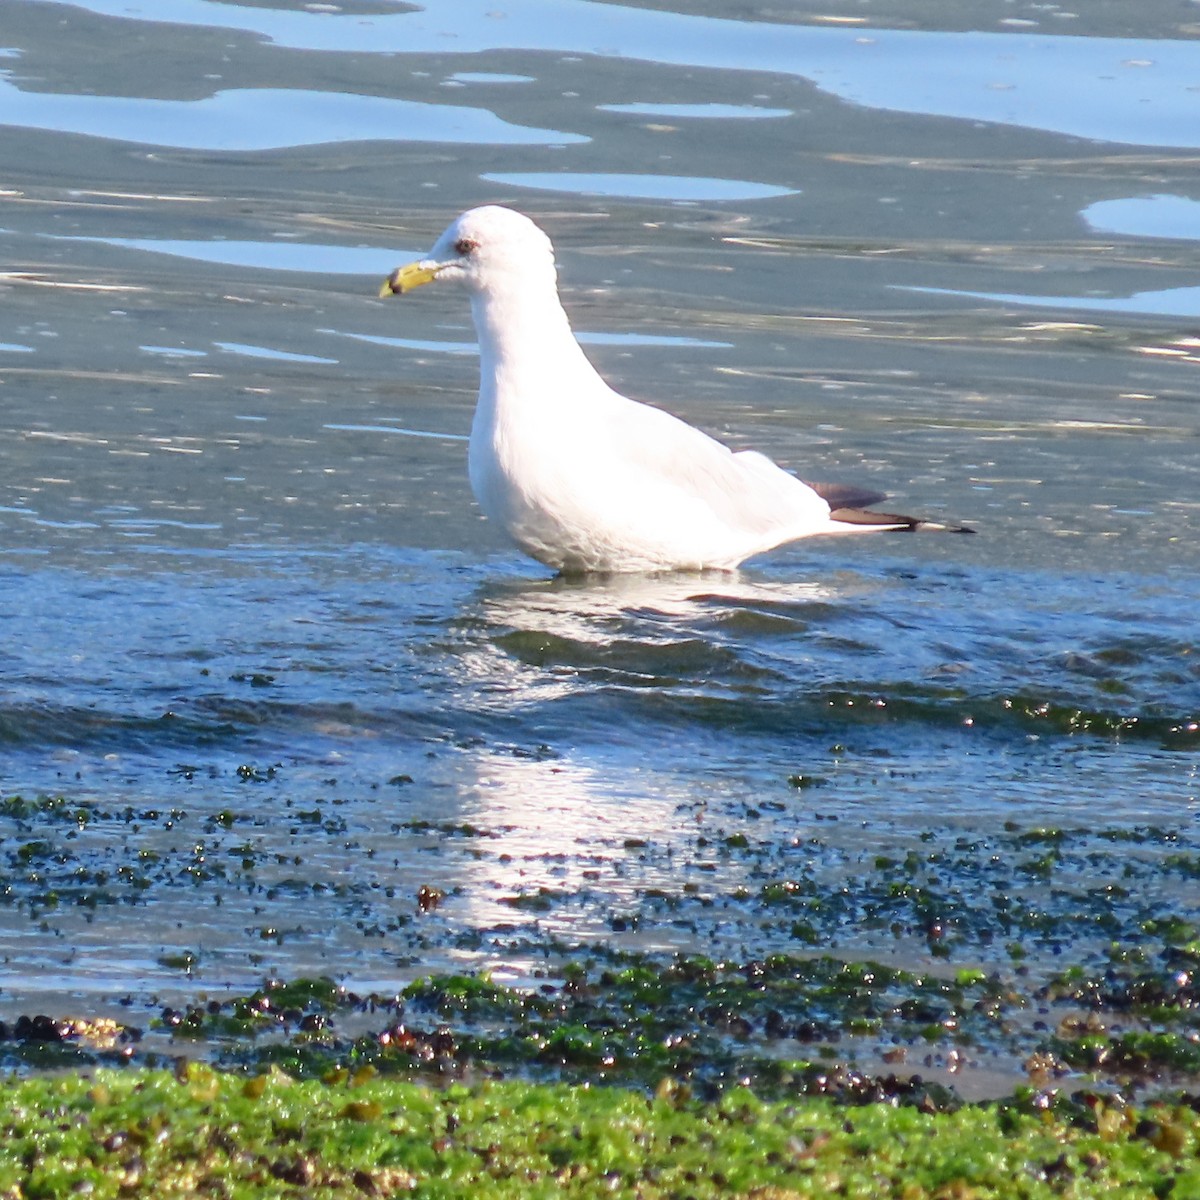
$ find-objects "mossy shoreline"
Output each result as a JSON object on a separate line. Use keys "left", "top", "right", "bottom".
{"left": 4, "top": 1065, "right": 1200, "bottom": 1198}
{"left": 5, "top": 792, "right": 1200, "bottom": 1194}
{"left": 4, "top": 953, "right": 1200, "bottom": 1198}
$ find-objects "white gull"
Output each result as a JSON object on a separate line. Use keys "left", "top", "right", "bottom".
{"left": 381, "top": 205, "right": 968, "bottom": 573}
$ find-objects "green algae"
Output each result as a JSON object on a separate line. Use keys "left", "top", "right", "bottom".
{"left": 1, "top": 1067, "right": 1197, "bottom": 1199}
{"left": 2, "top": 789, "right": 1200, "bottom": 1194}
{"left": 3, "top": 793, "right": 1199, "bottom": 1101}
{"left": 3, "top": 930, "right": 1199, "bottom": 1101}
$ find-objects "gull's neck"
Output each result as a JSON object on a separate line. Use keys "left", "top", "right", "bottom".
{"left": 469, "top": 274, "right": 600, "bottom": 411}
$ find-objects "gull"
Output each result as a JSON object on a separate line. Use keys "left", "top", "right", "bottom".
{"left": 380, "top": 205, "right": 968, "bottom": 573}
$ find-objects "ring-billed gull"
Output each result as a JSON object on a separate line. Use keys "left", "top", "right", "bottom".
{"left": 380, "top": 205, "right": 968, "bottom": 573}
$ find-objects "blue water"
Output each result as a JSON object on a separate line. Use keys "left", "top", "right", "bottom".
{"left": 0, "top": 0, "right": 1197, "bottom": 1093}
{"left": 31, "top": 0, "right": 1200, "bottom": 146}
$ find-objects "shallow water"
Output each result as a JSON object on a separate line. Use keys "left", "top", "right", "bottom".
{"left": 1, "top": 0, "right": 1198, "bottom": 1094}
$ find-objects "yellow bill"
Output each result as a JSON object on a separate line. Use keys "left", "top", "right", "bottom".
{"left": 378, "top": 261, "right": 440, "bottom": 297}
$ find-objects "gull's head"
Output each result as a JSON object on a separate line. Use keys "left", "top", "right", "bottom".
{"left": 379, "top": 205, "right": 557, "bottom": 299}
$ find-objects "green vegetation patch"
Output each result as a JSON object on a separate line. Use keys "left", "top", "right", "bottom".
{"left": 2, "top": 1067, "right": 1199, "bottom": 1199}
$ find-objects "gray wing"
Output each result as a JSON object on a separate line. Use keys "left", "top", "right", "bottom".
{"left": 603, "top": 394, "right": 828, "bottom": 532}
{"left": 805, "top": 481, "right": 889, "bottom": 511}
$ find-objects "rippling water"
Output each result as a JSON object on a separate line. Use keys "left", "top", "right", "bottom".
{"left": 1, "top": 0, "right": 1198, "bottom": 1088}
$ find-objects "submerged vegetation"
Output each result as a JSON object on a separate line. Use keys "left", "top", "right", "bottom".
{"left": 4, "top": 792, "right": 1200, "bottom": 1194}
{"left": 4, "top": 944, "right": 1200, "bottom": 1195}
{"left": 3, "top": 940, "right": 1200, "bottom": 1099}
{"left": 4, "top": 789, "right": 1198, "bottom": 1098}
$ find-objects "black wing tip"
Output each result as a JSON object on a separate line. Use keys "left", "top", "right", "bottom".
{"left": 913, "top": 519, "right": 975, "bottom": 534}
{"left": 829, "top": 507, "right": 975, "bottom": 534}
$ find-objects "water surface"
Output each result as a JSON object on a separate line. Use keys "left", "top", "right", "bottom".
{"left": 1, "top": 0, "right": 1197, "bottom": 1095}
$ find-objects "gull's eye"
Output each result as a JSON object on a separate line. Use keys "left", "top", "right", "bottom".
{"left": 454, "top": 237, "right": 479, "bottom": 256}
